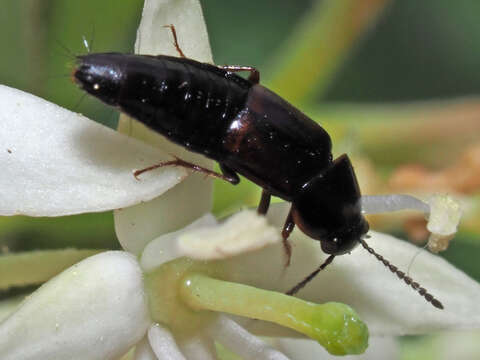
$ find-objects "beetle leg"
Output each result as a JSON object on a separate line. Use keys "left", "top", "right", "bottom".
{"left": 281, "top": 207, "right": 295, "bottom": 266}
{"left": 220, "top": 65, "right": 260, "bottom": 84}
{"left": 163, "top": 24, "right": 186, "bottom": 58}
{"left": 219, "top": 163, "right": 240, "bottom": 185}
{"left": 257, "top": 189, "right": 271, "bottom": 215}
{"left": 134, "top": 156, "right": 238, "bottom": 184}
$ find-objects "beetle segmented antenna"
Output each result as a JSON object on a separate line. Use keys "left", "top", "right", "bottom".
{"left": 286, "top": 255, "right": 335, "bottom": 296}
{"left": 359, "top": 238, "right": 443, "bottom": 309}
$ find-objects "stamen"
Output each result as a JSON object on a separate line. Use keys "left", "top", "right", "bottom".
{"left": 140, "top": 210, "right": 278, "bottom": 272}
{"left": 426, "top": 195, "right": 461, "bottom": 252}
{"left": 179, "top": 273, "right": 368, "bottom": 355}
{"left": 148, "top": 324, "right": 186, "bottom": 360}
{"left": 208, "top": 315, "right": 289, "bottom": 360}
{"left": 361, "top": 194, "right": 461, "bottom": 252}
{"left": 177, "top": 334, "right": 216, "bottom": 360}
{"left": 178, "top": 210, "right": 280, "bottom": 260}
{"left": 140, "top": 213, "right": 217, "bottom": 271}
{"left": 361, "top": 194, "right": 429, "bottom": 214}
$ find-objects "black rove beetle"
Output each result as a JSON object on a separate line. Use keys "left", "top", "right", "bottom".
{"left": 73, "top": 25, "right": 443, "bottom": 309}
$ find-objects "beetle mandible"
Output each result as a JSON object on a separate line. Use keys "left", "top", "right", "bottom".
{"left": 73, "top": 25, "right": 443, "bottom": 309}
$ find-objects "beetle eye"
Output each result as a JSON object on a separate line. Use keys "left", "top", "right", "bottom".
{"left": 320, "top": 219, "right": 369, "bottom": 255}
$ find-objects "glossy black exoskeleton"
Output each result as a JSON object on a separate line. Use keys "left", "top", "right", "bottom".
{"left": 74, "top": 52, "right": 368, "bottom": 254}
{"left": 72, "top": 27, "right": 442, "bottom": 309}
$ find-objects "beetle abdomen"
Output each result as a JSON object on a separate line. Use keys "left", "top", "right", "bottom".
{"left": 118, "top": 54, "right": 252, "bottom": 153}
{"left": 74, "top": 53, "right": 332, "bottom": 198}
{"left": 74, "top": 53, "right": 252, "bottom": 155}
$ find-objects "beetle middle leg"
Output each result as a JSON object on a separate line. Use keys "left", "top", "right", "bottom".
{"left": 220, "top": 65, "right": 260, "bottom": 84}
{"left": 134, "top": 156, "right": 239, "bottom": 185}
{"left": 219, "top": 163, "right": 240, "bottom": 185}
{"left": 257, "top": 189, "right": 271, "bottom": 215}
{"left": 257, "top": 191, "right": 293, "bottom": 266}
{"left": 281, "top": 207, "right": 295, "bottom": 266}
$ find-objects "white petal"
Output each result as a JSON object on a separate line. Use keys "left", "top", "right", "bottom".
{"left": 0, "top": 296, "right": 23, "bottom": 323}
{"left": 0, "top": 251, "right": 151, "bottom": 360}
{"left": 114, "top": 0, "right": 214, "bottom": 254}
{"left": 273, "top": 336, "right": 399, "bottom": 360}
{"left": 116, "top": 176, "right": 214, "bottom": 255}
{"left": 148, "top": 324, "right": 186, "bottom": 360}
{"left": 140, "top": 210, "right": 279, "bottom": 270}
{"left": 135, "top": 0, "right": 212, "bottom": 61}
{"left": 222, "top": 203, "right": 480, "bottom": 336}
{"left": 179, "top": 210, "right": 280, "bottom": 260}
{"left": 0, "top": 85, "right": 186, "bottom": 216}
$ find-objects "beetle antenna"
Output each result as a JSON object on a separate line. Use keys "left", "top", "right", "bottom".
{"left": 73, "top": 92, "right": 88, "bottom": 113}
{"left": 82, "top": 35, "right": 91, "bottom": 53}
{"left": 54, "top": 39, "right": 76, "bottom": 60}
{"left": 286, "top": 254, "right": 335, "bottom": 296}
{"left": 359, "top": 238, "right": 443, "bottom": 309}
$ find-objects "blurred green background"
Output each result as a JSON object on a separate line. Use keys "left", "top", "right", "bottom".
{"left": 4, "top": 1, "right": 480, "bottom": 123}
{"left": 0, "top": 1, "right": 480, "bottom": 358}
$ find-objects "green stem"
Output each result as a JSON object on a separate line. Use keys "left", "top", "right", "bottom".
{"left": 180, "top": 273, "right": 368, "bottom": 355}
{"left": 265, "top": 0, "right": 391, "bottom": 103}
{"left": 0, "top": 249, "right": 102, "bottom": 290}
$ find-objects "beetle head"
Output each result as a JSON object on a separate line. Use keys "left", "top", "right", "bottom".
{"left": 291, "top": 154, "right": 369, "bottom": 255}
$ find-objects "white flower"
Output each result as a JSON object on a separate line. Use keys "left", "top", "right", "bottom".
{"left": 1, "top": 1, "right": 480, "bottom": 360}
